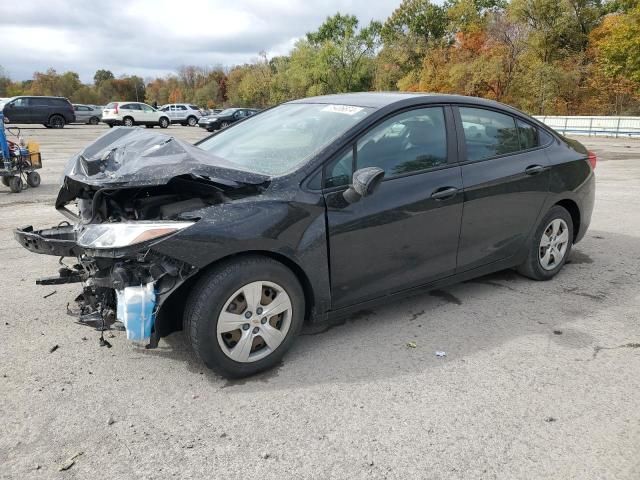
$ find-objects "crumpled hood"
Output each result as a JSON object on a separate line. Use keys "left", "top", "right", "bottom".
{"left": 56, "top": 127, "right": 269, "bottom": 208}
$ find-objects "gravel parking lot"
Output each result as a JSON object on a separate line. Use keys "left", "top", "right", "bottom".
{"left": 1, "top": 125, "right": 638, "bottom": 479}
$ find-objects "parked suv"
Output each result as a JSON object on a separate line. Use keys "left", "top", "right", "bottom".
{"left": 2, "top": 96, "right": 75, "bottom": 128}
{"left": 102, "top": 102, "right": 170, "bottom": 128}
{"left": 73, "top": 104, "right": 102, "bottom": 125}
{"left": 159, "top": 103, "right": 203, "bottom": 126}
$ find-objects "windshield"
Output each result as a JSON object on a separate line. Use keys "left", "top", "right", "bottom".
{"left": 198, "top": 103, "right": 373, "bottom": 176}
{"left": 216, "top": 108, "right": 238, "bottom": 116}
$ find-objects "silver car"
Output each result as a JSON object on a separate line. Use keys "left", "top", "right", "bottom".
{"left": 159, "top": 103, "right": 203, "bottom": 126}
{"left": 73, "top": 104, "right": 102, "bottom": 125}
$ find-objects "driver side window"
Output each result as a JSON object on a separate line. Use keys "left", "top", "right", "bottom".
{"left": 323, "top": 107, "right": 448, "bottom": 188}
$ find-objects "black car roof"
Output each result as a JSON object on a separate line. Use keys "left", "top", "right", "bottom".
{"left": 288, "top": 92, "right": 518, "bottom": 111}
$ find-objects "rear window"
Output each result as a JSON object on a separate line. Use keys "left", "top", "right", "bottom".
{"left": 105, "top": 102, "right": 117, "bottom": 109}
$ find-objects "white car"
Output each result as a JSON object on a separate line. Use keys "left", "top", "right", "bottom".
{"left": 102, "top": 102, "right": 170, "bottom": 128}
{"left": 159, "top": 103, "right": 203, "bottom": 126}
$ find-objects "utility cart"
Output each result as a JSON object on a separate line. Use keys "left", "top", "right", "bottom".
{"left": 0, "top": 112, "right": 42, "bottom": 193}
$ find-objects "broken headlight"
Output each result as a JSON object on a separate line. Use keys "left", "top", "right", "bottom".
{"left": 77, "top": 222, "right": 194, "bottom": 249}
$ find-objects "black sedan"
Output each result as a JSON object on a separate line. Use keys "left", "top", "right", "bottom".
{"left": 15, "top": 93, "right": 595, "bottom": 378}
{"left": 197, "top": 107, "right": 259, "bottom": 131}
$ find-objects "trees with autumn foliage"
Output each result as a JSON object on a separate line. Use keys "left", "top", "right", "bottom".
{"left": 0, "top": 1, "right": 639, "bottom": 114}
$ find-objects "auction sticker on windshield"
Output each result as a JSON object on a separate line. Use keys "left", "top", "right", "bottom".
{"left": 321, "top": 105, "right": 364, "bottom": 115}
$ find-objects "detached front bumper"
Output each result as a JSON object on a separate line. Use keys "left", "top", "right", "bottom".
{"left": 15, "top": 224, "right": 198, "bottom": 345}
{"left": 15, "top": 225, "right": 82, "bottom": 257}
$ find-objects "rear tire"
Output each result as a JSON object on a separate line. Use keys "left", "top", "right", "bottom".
{"left": 26, "top": 171, "right": 41, "bottom": 187}
{"left": 1, "top": 177, "right": 10, "bottom": 186}
{"left": 49, "top": 115, "right": 65, "bottom": 129}
{"left": 187, "top": 116, "right": 198, "bottom": 127}
{"left": 184, "top": 256, "right": 305, "bottom": 378}
{"left": 517, "top": 205, "right": 573, "bottom": 281}
{"left": 9, "top": 176, "right": 23, "bottom": 193}
{"left": 89, "top": 116, "right": 100, "bottom": 125}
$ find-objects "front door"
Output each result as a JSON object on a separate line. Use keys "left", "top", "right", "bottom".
{"left": 455, "top": 106, "right": 551, "bottom": 271}
{"left": 4, "top": 98, "right": 30, "bottom": 123}
{"left": 324, "top": 106, "right": 463, "bottom": 309}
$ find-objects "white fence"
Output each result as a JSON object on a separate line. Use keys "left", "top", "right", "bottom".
{"left": 533, "top": 116, "right": 640, "bottom": 137}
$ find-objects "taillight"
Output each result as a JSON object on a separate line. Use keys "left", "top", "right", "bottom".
{"left": 114, "top": 103, "right": 119, "bottom": 114}
{"left": 587, "top": 151, "right": 597, "bottom": 170}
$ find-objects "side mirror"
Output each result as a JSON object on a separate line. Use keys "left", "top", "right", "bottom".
{"left": 343, "top": 167, "right": 385, "bottom": 204}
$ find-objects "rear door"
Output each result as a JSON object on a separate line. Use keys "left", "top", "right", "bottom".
{"left": 174, "top": 105, "right": 187, "bottom": 121}
{"left": 324, "top": 105, "right": 463, "bottom": 308}
{"left": 454, "top": 105, "right": 551, "bottom": 271}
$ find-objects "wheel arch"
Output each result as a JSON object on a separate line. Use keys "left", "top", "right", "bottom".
{"left": 156, "top": 250, "right": 316, "bottom": 338}
{"left": 554, "top": 199, "right": 581, "bottom": 242}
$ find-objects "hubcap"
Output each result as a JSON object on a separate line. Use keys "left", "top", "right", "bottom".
{"left": 217, "top": 281, "right": 292, "bottom": 363}
{"left": 539, "top": 218, "right": 569, "bottom": 271}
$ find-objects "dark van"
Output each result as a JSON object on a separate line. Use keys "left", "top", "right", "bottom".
{"left": 2, "top": 96, "right": 76, "bottom": 128}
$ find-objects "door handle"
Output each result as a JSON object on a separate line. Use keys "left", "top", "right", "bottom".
{"left": 525, "top": 165, "right": 545, "bottom": 175}
{"left": 431, "top": 186, "right": 459, "bottom": 200}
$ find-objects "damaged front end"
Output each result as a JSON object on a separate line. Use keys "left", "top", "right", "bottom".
{"left": 15, "top": 128, "right": 269, "bottom": 347}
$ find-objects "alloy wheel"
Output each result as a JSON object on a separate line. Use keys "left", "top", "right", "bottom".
{"left": 539, "top": 218, "right": 569, "bottom": 270}
{"left": 216, "top": 281, "right": 292, "bottom": 363}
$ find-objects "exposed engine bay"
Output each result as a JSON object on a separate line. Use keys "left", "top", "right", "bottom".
{"left": 15, "top": 128, "right": 269, "bottom": 347}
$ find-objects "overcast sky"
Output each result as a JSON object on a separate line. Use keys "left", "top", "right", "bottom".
{"left": 1, "top": 0, "right": 401, "bottom": 83}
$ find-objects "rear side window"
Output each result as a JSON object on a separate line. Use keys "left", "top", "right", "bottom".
{"left": 460, "top": 107, "right": 520, "bottom": 161}
{"left": 189, "top": 105, "right": 200, "bottom": 110}
{"left": 176, "top": 105, "right": 187, "bottom": 110}
{"left": 30, "top": 97, "right": 52, "bottom": 106}
{"left": 517, "top": 119, "right": 538, "bottom": 150}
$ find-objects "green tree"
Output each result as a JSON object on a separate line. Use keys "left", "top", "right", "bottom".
{"left": 93, "top": 69, "right": 115, "bottom": 86}
{"left": 297, "top": 13, "right": 382, "bottom": 94}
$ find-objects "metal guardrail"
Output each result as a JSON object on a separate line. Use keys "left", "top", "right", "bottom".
{"left": 533, "top": 116, "right": 640, "bottom": 137}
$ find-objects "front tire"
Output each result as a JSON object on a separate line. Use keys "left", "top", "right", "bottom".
{"left": 8, "top": 176, "right": 23, "bottom": 193}
{"left": 220, "top": 121, "right": 229, "bottom": 128}
{"left": 159, "top": 117, "right": 169, "bottom": 128}
{"left": 123, "top": 117, "right": 134, "bottom": 127}
{"left": 185, "top": 256, "right": 305, "bottom": 378}
{"left": 518, "top": 205, "right": 573, "bottom": 280}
